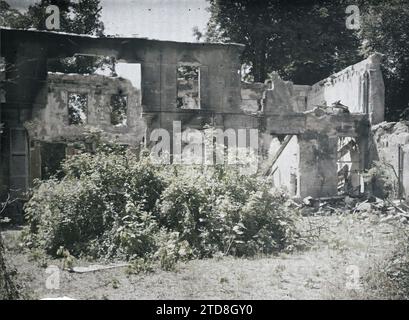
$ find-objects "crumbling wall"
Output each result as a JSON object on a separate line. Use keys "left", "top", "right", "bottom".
{"left": 239, "top": 55, "right": 382, "bottom": 198}
{"left": 0, "top": 28, "right": 378, "bottom": 200}
{"left": 240, "top": 82, "right": 266, "bottom": 113}
{"left": 240, "top": 77, "right": 310, "bottom": 114}
{"left": 27, "top": 73, "right": 145, "bottom": 146}
{"left": 371, "top": 121, "right": 409, "bottom": 199}
{"left": 307, "top": 53, "right": 385, "bottom": 124}
{"left": 241, "top": 53, "right": 385, "bottom": 120}
{"left": 23, "top": 73, "right": 146, "bottom": 182}
{"left": 264, "top": 75, "right": 310, "bottom": 114}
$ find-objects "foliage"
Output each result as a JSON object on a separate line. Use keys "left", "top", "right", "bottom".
{"left": 24, "top": 147, "right": 165, "bottom": 260}
{"left": 158, "top": 165, "right": 298, "bottom": 257}
{"left": 110, "top": 95, "right": 128, "bottom": 126}
{"left": 201, "top": 0, "right": 361, "bottom": 83}
{"left": 0, "top": 0, "right": 104, "bottom": 35}
{"left": 0, "top": 0, "right": 106, "bottom": 74}
{"left": 364, "top": 235, "right": 409, "bottom": 299}
{"left": 23, "top": 143, "right": 300, "bottom": 267}
{"left": 358, "top": 0, "right": 409, "bottom": 121}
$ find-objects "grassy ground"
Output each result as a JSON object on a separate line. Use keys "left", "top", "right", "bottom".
{"left": 1, "top": 212, "right": 406, "bottom": 300}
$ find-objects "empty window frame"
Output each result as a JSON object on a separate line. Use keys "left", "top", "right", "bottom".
{"left": 40, "top": 142, "right": 66, "bottom": 180}
{"left": 68, "top": 93, "right": 88, "bottom": 125}
{"left": 110, "top": 94, "right": 128, "bottom": 126}
{"left": 177, "top": 65, "right": 200, "bottom": 109}
{"left": 337, "top": 137, "right": 360, "bottom": 195}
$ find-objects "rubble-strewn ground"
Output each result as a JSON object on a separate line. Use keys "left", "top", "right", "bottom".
{"left": 1, "top": 210, "right": 406, "bottom": 300}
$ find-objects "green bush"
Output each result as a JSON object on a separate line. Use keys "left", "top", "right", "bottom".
{"left": 24, "top": 148, "right": 165, "bottom": 259}
{"left": 363, "top": 161, "right": 398, "bottom": 200}
{"left": 23, "top": 144, "right": 300, "bottom": 266}
{"left": 158, "top": 166, "right": 298, "bottom": 257}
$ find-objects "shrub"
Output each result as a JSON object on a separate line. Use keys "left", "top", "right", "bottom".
{"left": 363, "top": 161, "right": 398, "bottom": 200}
{"left": 23, "top": 144, "right": 300, "bottom": 266}
{"left": 24, "top": 149, "right": 165, "bottom": 259}
{"left": 363, "top": 237, "right": 409, "bottom": 299}
{"left": 157, "top": 165, "right": 298, "bottom": 257}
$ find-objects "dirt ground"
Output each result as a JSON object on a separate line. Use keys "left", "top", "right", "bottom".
{"left": 1, "top": 212, "right": 405, "bottom": 300}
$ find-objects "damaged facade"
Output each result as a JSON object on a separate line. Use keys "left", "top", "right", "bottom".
{"left": 0, "top": 28, "right": 386, "bottom": 205}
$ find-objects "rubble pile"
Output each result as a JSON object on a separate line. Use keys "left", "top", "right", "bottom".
{"left": 297, "top": 195, "right": 409, "bottom": 224}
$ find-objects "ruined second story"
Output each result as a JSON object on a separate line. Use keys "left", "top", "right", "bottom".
{"left": 0, "top": 28, "right": 385, "bottom": 199}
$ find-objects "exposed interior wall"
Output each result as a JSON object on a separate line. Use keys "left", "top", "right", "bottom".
{"left": 240, "top": 53, "right": 385, "bottom": 122}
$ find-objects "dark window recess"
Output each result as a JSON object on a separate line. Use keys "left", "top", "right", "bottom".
{"left": 68, "top": 93, "right": 88, "bottom": 125}
{"left": 177, "top": 65, "right": 200, "bottom": 109}
{"left": 110, "top": 94, "right": 128, "bottom": 126}
{"left": 41, "top": 142, "right": 66, "bottom": 180}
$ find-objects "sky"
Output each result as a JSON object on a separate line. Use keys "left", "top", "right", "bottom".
{"left": 5, "top": 0, "right": 211, "bottom": 87}
{"left": 6, "top": 0, "right": 211, "bottom": 42}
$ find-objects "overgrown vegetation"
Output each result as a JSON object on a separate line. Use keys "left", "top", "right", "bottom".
{"left": 363, "top": 233, "right": 409, "bottom": 299}
{"left": 363, "top": 161, "right": 399, "bottom": 200}
{"left": 0, "top": 236, "right": 19, "bottom": 300}
{"left": 22, "top": 142, "right": 300, "bottom": 269}
{"left": 1, "top": 197, "right": 20, "bottom": 300}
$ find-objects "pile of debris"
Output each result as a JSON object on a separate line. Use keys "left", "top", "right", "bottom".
{"left": 296, "top": 195, "right": 409, "bottom": 223}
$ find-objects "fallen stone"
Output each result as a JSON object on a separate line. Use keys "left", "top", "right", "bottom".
{"left": 71, "top": 263, "right": 129, "bottom": 273}
{"left": 41, "top": 296, "right": 75, "bottom": 300}
{"left": 303, "top": 196, "right": 314, "bottom": 206}
{"left": 355, "top": 202, "right": 372, "bottom": 212}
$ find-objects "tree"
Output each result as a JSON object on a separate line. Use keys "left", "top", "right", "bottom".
{"left": 0, "top": 1, "right": 27, "bottom": 27}
{"left": 359, "top": 0, "right": 409, "bottom": 121}
{"left": 0, "top": 0, "right": 107, "bottom": 74}
{"left": 201, "top": 0, "right": 362, "bottom": 84}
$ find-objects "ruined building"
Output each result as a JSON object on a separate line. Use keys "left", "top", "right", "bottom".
{"left": 0, "top": 28, "right": 387, "bottom": 207}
